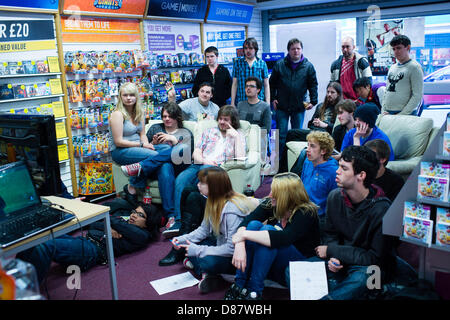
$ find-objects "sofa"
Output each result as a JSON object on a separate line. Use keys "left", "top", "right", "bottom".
{"left": 112, "top": 119, "right": 262, "bottom": 204}
{"left": 286, "top": 115, "right": 439, "bottom": 180}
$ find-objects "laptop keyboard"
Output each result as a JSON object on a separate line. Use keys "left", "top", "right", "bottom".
{"left": 0, "top": 206, "right": 66, "bottom": 242}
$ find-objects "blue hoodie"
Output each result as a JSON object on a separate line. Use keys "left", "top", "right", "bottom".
{"left": 301, "top": 157, "right": 339, "bottom": 216}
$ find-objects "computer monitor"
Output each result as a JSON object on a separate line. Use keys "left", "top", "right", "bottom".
{"left": 0, "top": 114, "right": 62, "bottom": 196}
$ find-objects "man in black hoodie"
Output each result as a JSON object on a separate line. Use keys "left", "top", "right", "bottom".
{"left": 313, "top": 145, "right": 395, "bottom": 299}
{"left": 17, "top": 198, "right": 161, "bottom": 284}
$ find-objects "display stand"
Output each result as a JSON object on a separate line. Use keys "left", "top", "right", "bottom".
{"left": 0, "top": 10, "right": 77, "bottom": 196}
{"left": 383, "top": 116, "right": 450, "bottom": 283}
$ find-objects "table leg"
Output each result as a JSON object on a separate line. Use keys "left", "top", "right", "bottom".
{"left": 103, "top": 212, "right": 119, "bottom": 300}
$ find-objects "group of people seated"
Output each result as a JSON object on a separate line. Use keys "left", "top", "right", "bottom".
{"left": 15, "top": 35, "right": 420, "bottom": 300}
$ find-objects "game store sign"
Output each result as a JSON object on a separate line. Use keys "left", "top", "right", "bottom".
{"left": 0, "top": 20, "right": 55, "bottom": 53}
{"left": 147, "top": 0, "right": 208, "bottom": 21}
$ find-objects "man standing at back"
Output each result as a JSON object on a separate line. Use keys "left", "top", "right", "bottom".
{"left": 382, "top": 35, "right": 423, "bottom": 116}
{"left": 193, "top": 46, "right": 232, "bottom": 108}
{"left": 331, "top": 37, "right": 372, "bottom": 100}
{"left": 270, "top": 38, "right": 318, "bottom": 156}
{"left": 231, "top": 38, "right": 270, "bottom": 107}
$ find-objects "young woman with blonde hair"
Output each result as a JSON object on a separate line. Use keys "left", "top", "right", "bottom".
{"left": 225, "top": 172, "right": 320, "bottom": 300}
{"left": 171, "top": 167, "right": 258, "bottom": 294}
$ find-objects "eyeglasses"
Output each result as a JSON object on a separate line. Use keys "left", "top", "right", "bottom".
{"left": 245, "top": 84, "right": 257, "bottom": 88}
{"left": 131, "top": 209, "right": 146, "bottom": 219}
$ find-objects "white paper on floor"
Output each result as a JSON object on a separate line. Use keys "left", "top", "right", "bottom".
{"left": 150, "top": 271, "right": 200, "bottom": 295}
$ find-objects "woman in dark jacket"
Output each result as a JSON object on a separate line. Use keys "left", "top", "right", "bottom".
{"left": 224, "top": 172, "right": 320, "bottom": 300}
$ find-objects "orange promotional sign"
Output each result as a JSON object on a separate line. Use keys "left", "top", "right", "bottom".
{"left": 63, "top": 0, "right": 146, "bottom": 17}
{"left": 61, "top": 17, "right": 140, "bottom": 43}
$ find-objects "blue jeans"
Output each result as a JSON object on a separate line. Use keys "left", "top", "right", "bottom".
{"left": 189, "top": 237, "right": 235, "bottom": 276}
{"left": 113, "top": 145, "right": 190, "bottom": 216}
{"left": 147, "top": 144, "right": 191, "bottom": 216}
{"left": 112, "top": 145, "right": 159, "bottom": 188}
{"left": 16, "top": 235, "right": 100, "bottom": 284}
{"left": 173, "top": 164, "right": 213, "bottom": 220}
{"left": 235, "top": 220, "right": 306, "bottom": 294}
{"left": 285, "top": 256, "right": 371, "bottom": 300}
{"left": 276, "top": 109, "right": 304, "bottom": 156}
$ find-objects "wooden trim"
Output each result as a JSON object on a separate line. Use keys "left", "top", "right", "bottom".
{"left": 54, "top": 11, "right": 79, "bottom": 197}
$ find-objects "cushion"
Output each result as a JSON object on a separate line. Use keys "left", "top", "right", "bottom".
{"left": 376, "top": 115, "right": 433, "bottom": 160}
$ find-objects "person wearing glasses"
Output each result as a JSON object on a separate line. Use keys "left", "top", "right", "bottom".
{"left": 224, "top": 172, "right": 320, "bottom": 300}
{"left": 16, "top": 199, "right": 161, "bottom": 284}
{"left": 237, "top": 77, "right": 272, "bottom": 133}
{"left": 192, "top": 46, "right": 232, "bottom": 108}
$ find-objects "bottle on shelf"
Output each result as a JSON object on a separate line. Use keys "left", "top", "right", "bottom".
{"left": 243, "top": 184, "right": 254, "bottom": 197}
{"left": 143, "top": 186, "right": 152, "bottom": 204}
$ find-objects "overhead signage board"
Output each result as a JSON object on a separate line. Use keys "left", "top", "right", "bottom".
{"left": 63, "top": 0, "right": 147, "bottom": 17}
{"left": 0, "top": 20, "right": 56, "bottom": 53}
{"left": 0, "top": 0, "right": 58, "bottom": 12}
{"left": 206, "top": 0, "right": 253, "bottom": 25}
{"left": 61, "top": 17, "right": 140, "bottom": 43}
{"left": 145, "top": 20, "right": 201, "bottom": 53}
{"left": 147, "top": 0, "right": 208, "bottom": 21}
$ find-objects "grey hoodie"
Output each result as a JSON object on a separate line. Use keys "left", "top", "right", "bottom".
{"left": 175, "top": 200, "right": 250, "bottom": 258}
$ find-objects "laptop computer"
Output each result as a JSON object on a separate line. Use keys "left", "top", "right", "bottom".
{"left": 0, "top": 161, "right": 75, "bottom": 248}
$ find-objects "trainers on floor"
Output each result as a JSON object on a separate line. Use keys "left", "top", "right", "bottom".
{"left": 121, "top": 163, "right": 142, "bottom": 177}
{"left": 198, "top": 274, "right": 222, "bottom": 294}
{"left": 183, "top": 258, "right": 194, "bottom": 270}
{"left": 224, "top": 283, "right": 248, "bottom": 300}
{"left": 244, "top": 291, "right": 262, "bottom": 300}
{"left": 162, "top": 221, "right": 181, "bottom": 238}
{"left": 165, "top": 216, "right": 175, "bottom": 229}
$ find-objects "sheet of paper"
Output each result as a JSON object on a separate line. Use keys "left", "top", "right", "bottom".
{"left": 150, "top": 272, "right": 199, "bottom": 295}
{"left": 289, "top": 261, "right": 328, "bottom": 300}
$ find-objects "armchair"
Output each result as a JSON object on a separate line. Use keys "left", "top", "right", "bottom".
{"left": 112, "top": 119, "right": 261, "bottom": 203}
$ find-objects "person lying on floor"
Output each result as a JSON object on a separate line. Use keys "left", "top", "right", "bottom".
{"left": 225, "top": 172, "right": 320, "bottom": 300}
{"left": 170, "top": 167, "right": 258, "bottom": 294}
{"left": 16, "top": 198, "right": 161, "bottom": 284}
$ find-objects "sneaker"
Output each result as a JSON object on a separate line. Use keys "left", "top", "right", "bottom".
{"left": 121, "top": 163, "right": 141, "bottom": 177}
{"left": 165, "top": 217, "right": 175, "bottom": 229}
{"left": 244, "top": 291, "right": 262, "bottom": 300}
{"left": 198, "top": 274, "right": 222, "bottom": 294}
{"left": 183, "top": 258, "right": 194, "bottom": 270}
{"left": 162, "top": 221, "right": 181, "bottom": 238}
{"left": 224, "top": 283, "right": 248, "bottom": 300}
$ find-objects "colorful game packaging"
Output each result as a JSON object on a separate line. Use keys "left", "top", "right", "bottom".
{"left": 420, "top": 161, "right": 450, "bottom": 179}
{"left": 444, "top": 131, "right": 450, "bottom": 156}
{"left": 134, "top": 50, "right": 149, "bottom": 68}
{"left": 36, "top": 60, "right": 49, "bottom": 73}
{"left": 0, "top": 62, "right": 7, "bottom": 75}
{"left": 435, "top": 222, "right": 450, "bottom": 247}
{"left": 403, "top": 216, "right": 433, "bottom": 246}
{"left": 417, "top": 175, "right": 449, "bottom": 202}
{"left": 437, "top": 207, "right": 450, "bottom": 224}
{"left": 404, "top": 201, "right": 431, "bottom": 220}
{"left": 23, "top": 60, "right": 37, "bottom": 74}
{"left": 0, "top": 84, "right": 14, "bottom": 100}
{"left": 25, "top": 84, "right": 38, "bottom": 98}
{"left": 13, "top": 84, "right": 27, "bottom": 99}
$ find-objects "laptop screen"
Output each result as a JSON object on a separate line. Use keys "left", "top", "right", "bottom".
{"left": 0, "top": 162, "right": 40, "bottom": 221}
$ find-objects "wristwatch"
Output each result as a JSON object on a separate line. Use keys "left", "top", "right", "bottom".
{"left": 140, "top": 142, "right": 144, "bottom": 148}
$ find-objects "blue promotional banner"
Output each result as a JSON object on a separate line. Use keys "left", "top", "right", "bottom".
{"left": 0, "top": 20, "right": 55, "bottom": 43}
{"left": 0, "top": 0, "right": 58, "bottom": 11}
{"left": 206, "top": 0, "right": 253, "bottom": 25}
{"left": 147, "top": 0, "right": 208, "bottom": 21}
{"left": 206, "top": 30, "right": 245, "bottom": 49}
